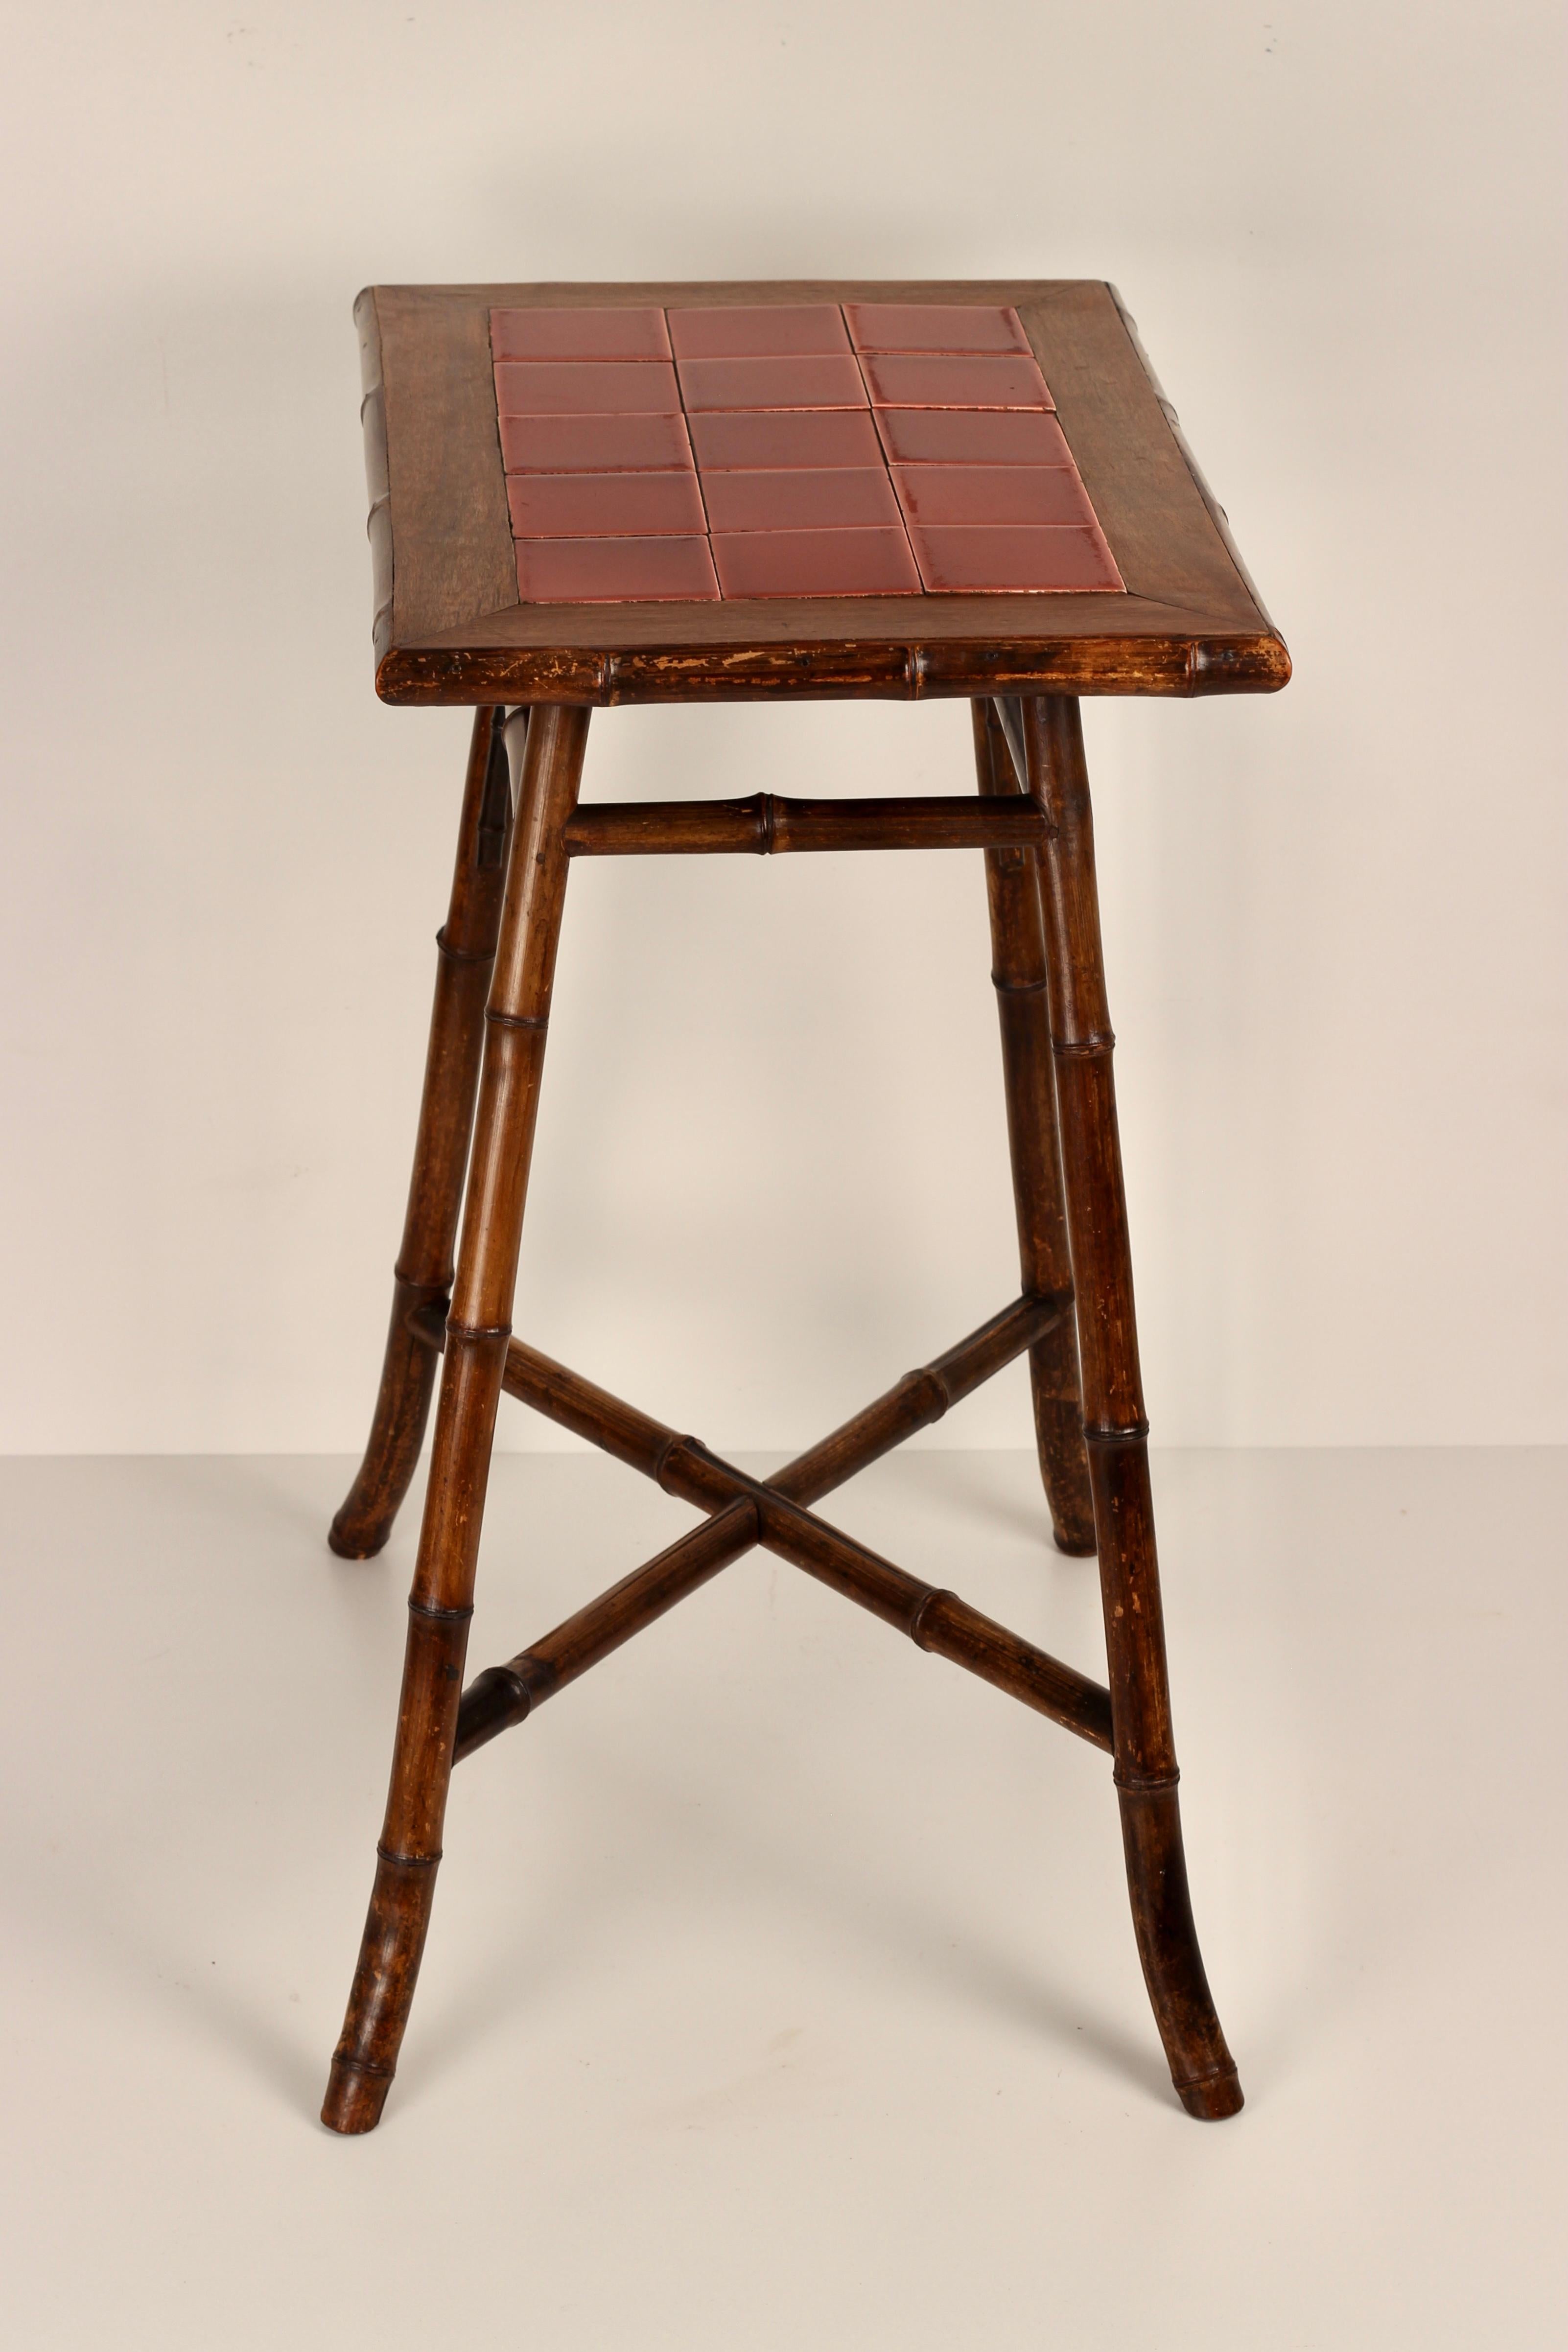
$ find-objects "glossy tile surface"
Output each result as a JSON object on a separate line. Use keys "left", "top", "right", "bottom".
{"left": 491, "top": 305, "right": 671, "bottom": 361}
{"left": 701, "top": 467, "right": 901, "bottom": 535}
{"left": 861, "top": 352, "right": 1053, "bottom": 411}
{"left": 686, "top": 408, "right": 885, "bottom": 470}
{"left": 490, "top": 298, "right": 1121, "bottom": 602}
{"left": 678, "top": 353, "right": 868, "bottom": 413}
{"left": 873, "top": 407, "right": 1074, "bottom": 467}
{"left": 494, "top": 359, "right": 682, "bottom": 416}
{"left": 507, "top": 470, "right": 707, "bottom": 539}
{"left": 668, "top": 304, "right": 850, "bottom": 359}
{"left": 711, "top": 527, "right": 921, "bottom": 598}
{"left": 891, "top": 465, "right": 1095, "bottom": 528}
{"left": 514, "top": 535, "right": 720, "bottom": 602}
{"left": 845, "top": 302, "right": 1030, "bottom": 354}
{"left": 499, "top": 411, "right": 695, "bottom": 474}
{"left": 909, "top": 523, "right": 1123, "bottom": 594}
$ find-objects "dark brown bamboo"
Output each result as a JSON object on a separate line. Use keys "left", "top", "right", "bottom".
{"left": 779, "top": 1289, "right": 1070, "bottom": 1501}
{"left": 329, "top": 706, "right": 515, "bottom": 1558}
{"left": 442, "top": 1287, "right": 1110, "bottom": 1758}
{"left": 749, "top": 1484, "right": 1112, "bottom": 1745}
{"left": 1019, "top": 691, "right": 1241, "bottom": 2121}
{"left": 404, "top": 1288, "right": 1064, "bottom": 1489}
{"left": 455, "top": 1503, "right": 759, "bottom": 1758}
{"left": 322, "top": 702, "right": 589, "bottom": 2136}
{"left": 562, "top": 792, "right": 1049, "bottom": 858}
{"left": 973, "top": 700, "right": 1097, "bottom": 1555}
{"left": 448, "top": 1291, "right": 1068, "bottom": 1758}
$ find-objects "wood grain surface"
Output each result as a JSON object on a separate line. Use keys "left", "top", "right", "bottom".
{"left": 356, "top": 279, "right": 1290, "bottom": 704}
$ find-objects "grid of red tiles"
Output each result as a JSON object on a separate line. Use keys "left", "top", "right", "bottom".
{"left": 490, "top": 302, "right": 1124, "bottom": 603}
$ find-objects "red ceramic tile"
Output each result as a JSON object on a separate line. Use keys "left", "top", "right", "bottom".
{"left": 909, "top": 524, "right": 1123, "bottom": 594}
{"left": 686, "top": 407, "right": 884, "bottom": 470}
{"left": 845, "top": 303, "right": 1030, "bottom": 355}
{"left": 710, "top": 527, "right": 920, "bottom": 599}
{"left": 861, "top": 352, "right": 1053, "bottom": 410}
{"left": 701, "top": 467, "right": 900, "bottom": 534}
{"left": 491, "top": 305, "right": 671, "bottom": 362}
{"left": 493, "top": 359, "right": 681, "bottom": 416}
{"left": 515, "top": 535, "right": 720, "bottom": 603}
{"left": 506, "top": 469, "right": 707, "bottom": 538}
{"left": 667, "top": 304, "right": 850, "bottom": 359}
{"left": 499, "top": 411, "right": 695, "bottom": 474}
{"left": 891, "top": 464, "right": 1095, "bottom": 529}
{"left": 677, "top": 354, "right": 868, "bottom": 412}
{"left": 874, "top": 407, "right": 1073, "bottom": 466}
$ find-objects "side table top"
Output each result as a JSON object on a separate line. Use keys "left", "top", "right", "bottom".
{"left": 357, "top": 279, "right": 1289, "bottom": 706}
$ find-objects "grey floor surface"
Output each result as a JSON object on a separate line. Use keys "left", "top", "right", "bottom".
{"left": 1, "top": 1445, "right": 1562, "bottom": 2349}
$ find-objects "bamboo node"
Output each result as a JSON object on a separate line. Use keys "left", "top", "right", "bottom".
{"left": 434, "top": 927, "right": 495, "bottom": 968}
{"left": 1113, "top": 1769, "right": 1181, "bottom": 1795}
{"left": 445, "top": 1319, "right": 513, "bottom": 1344}
{"left": 654, "top": 1433, "right": 703, "bottom": 1492}
{"left": 1052, "top": 1031, "right": 1115, "bottom": 1058}
{"left": 391, "top": 1265, "right": 451, "bottom": 1295}
{"left": 485, "top": 1008, "right": 548, "bottom": 1033}
{"left": 511, "top": 1653, "right": 558, "bottom": 1703}
{"left": 406, "top": 1596, "right": 474, "bottom": 1623}
{"left": 374, "top": 1844, "right": 441, "bottom": 1869}
{"left": 1173, "top": 2062, "right": 1238, "bottom": 2093}
{"left": 908, "top": 1586, "right": 953, "bottom": 1650}
{"left": 403, "top": 1296, "right": 451, "bottom": 1348}
{"left": 1084, "top": 1419, "right": 1150, "bottom": 1446}
{"left": 454, "top": 1660, "right": 544, "bottom": 1757}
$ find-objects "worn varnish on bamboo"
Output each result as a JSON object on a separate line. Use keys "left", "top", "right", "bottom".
{"left": 321, "top": 279, "right": 1287, "bottom": 2138}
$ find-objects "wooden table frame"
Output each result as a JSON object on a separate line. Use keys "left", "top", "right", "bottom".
{"left": 320, "top": 281, "right": 1288, "bottom": 2134}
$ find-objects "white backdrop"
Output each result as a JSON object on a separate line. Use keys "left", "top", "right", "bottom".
{"left": 0, "top": 1, "right": 1561, "bottom": 1454}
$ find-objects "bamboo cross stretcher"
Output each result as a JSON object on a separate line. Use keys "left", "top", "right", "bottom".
{"left": 428, "top": 1290, "right": 1113, "bottom": 1762}
{"left": 320, "top": 693, "right": 1252, "bottom": 2135}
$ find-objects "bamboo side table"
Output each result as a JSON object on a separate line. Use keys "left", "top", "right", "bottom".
{"left": 320, "top": 279, "right": 1289, "bottom": 2134}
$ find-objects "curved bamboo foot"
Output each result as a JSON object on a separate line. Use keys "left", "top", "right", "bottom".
{"left": 1118, "top": 1781, "right": 1242, "bottom": 2119}
{"left": 1020, "top": 691, "right": 1241, "bottom": 2121}
{"left": 322, "top": 705, "right": 588, "bottom": 2139}
{"left": 321, "top": 1846, "right": 441, "bottom": 2133}
{"left": 327, "top": 707, "right": 513, "bottom": 1564}
{"left": 1030, "top": 1381, "right": 1098, "bottom": 1556}
{"left": 328, "top": 1277, "right": 448, "bottom": 1558}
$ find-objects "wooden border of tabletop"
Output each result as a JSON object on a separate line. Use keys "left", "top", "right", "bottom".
{"left": 355, "top": 279, "right": 1290, "bottom": 707}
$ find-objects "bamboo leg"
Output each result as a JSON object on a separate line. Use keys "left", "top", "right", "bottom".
{"left": 329, "top": 707, "right": 515, "bottom": 1559}
{"left": 972, "top": 701, "right": 1096, "bottom": 1554}
{"left": 1019, "top": 693, "right": 1242, "bottom": 2121}
{"left": 321, "top": 703, "right": 588, "bottom": 2134}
